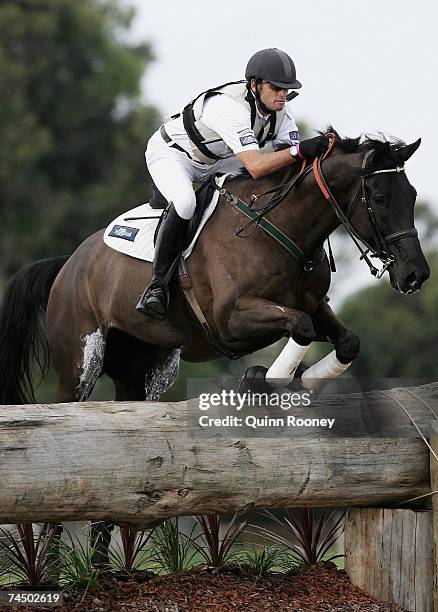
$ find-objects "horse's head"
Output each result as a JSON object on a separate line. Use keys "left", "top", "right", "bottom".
{"left": 342, "top": 136, "right": 430, "bottom": 293}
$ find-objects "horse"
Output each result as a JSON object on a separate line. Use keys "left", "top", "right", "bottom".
{"left": 0, "top": 128, "right": 430, "bottom": 565}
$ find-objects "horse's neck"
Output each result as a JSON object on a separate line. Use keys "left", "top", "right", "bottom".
{"left": 269, "top": 177, "right": 339, "bottom": 256}
{"left": 273, "top": 153, "right": 362, "bottom": 255}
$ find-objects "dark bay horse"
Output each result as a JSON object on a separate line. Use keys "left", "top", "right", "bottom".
{"left": 0, "top": 130, "right": 430, "bottom": 408}
{"left": 0, "top": 128, "right": 430, "bottom": 567}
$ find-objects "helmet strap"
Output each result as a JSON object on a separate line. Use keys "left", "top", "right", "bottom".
{"left": 248, "top": 79, "right": 272, "bottom": 116}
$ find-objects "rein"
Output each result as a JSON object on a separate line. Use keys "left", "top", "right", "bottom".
{"left": 216, "top": 132, "right": 417, "bottom": 278}
{"left": 217, "top": 168, "right": 324, "bottom": 271}
{"left": 215, "top": 133, "right": 334, "bottom": 271}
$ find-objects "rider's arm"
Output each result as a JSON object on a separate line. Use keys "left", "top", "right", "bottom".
{"left": 239, "top": 107, "right": 301, "bottom": 179}
{"left": 202, "top": 96, "right": 300, "bottom": 180}
{"left": 237, "top": 148, "right": 299, "bottom": 180}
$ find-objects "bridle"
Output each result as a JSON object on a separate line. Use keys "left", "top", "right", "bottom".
{"left": 313, "top": 135, "right": 418, "bottom": 278}
{"left": 217, "top": 132, "right": 418, "bottom": 279}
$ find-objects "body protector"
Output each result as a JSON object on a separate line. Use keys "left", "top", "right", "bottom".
{"left": 175, "top": 81, "right": 288, "bottom": 165}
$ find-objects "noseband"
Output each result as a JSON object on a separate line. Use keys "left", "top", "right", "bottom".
{"left": 313, "top": 136, "right": 418, "bottom": 278}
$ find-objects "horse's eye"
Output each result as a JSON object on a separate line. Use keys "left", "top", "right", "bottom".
{"left": 374, "top": 194, "right": 387, "bottom": 206}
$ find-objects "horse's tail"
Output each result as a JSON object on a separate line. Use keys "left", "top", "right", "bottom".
{"left": 0, "top": 256, "right": 69, "bottom": 404}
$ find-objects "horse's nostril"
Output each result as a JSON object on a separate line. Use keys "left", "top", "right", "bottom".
{"left": 405, "top": 272, "right": 418, "bottom": 289}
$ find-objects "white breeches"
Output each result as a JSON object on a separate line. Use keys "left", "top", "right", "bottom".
{"left": 146, "top": 130, "right": 244, "bottom": 220}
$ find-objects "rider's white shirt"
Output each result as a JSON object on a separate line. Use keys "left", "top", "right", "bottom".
{"left": 163, "top": 94, "right": 299, "bottom": 159}
{"left": 146, "top": 93, "right": 300, "bottom": 220}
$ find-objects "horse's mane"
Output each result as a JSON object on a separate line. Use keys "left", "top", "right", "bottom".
{"left": 233, "top": 126, "right": 407, "bottom": 183}
{"left": 323, "top": 125, "right": 406, "bottom": 157}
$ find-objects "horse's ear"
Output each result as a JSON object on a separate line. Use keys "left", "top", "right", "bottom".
{"left": 395, "top": 138, "right": 421, "bottom": 163}
{"left": 371, "top": 141, "right": 391, "bottom": 167}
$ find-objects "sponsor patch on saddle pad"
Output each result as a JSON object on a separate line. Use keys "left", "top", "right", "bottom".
{"left": 108, "top": 225, "right": 139, "bottom": 241}
{"left": 103, "top": 175, "right": 227, "bottom": 262}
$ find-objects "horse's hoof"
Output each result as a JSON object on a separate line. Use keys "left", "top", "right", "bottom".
{"left": 294, "top": 361, "right": 310, "bottom": 379}
{"left": 238, "top": 365, "right": 274, "bottom": 394}
{"left": 283, "top": 361, "right": 310, "bottom": 391}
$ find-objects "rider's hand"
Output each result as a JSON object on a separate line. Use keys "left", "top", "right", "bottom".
{"left": 299, "top": 135, "right": 329, "bottom": 159}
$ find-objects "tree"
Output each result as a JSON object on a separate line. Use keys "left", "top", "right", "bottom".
{"left": 0, "top": 0, "right": 160, "bottom": 282}
{"left": 339, "top": 251, "right": 438, "bottom": 378}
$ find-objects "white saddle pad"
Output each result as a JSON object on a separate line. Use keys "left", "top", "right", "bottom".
{"left": 103, "top": 176, "right": 227, "bottom": 262}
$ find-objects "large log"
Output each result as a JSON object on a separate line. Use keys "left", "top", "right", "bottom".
{"left": 0, "top": 382, "right": 436, "bottom": 526}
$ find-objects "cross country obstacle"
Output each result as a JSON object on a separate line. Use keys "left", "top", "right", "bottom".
{"left": 0, "top": 382, "right": 437, "bottom": 611}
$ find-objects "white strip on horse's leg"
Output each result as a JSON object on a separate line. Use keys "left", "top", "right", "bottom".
{"left": 266, "top": 338, "right": 311, "bottom": 385}
{"left": 301, "top": 349, "right": 351, "bottom": 391}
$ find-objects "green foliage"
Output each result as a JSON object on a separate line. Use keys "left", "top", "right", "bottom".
{"left": 340, "top": 251, "right": 438, "bottom": 378}
{"left": 192, "top": 514, "right": 247, "bottom": 567}
{"left": 238, "top": 543, "right": 287, "bottom": 576}
{"left": 57, "top": 526, "right": 100, "bottom": 592}
{"left": 0, "top": 523, "right": 58, "bottom": 586}
{"left": 252, "top": 508, "right": 345, "bottom": 566}
{"left": 414, "top": 202, "right": 438, "bottom": 246}
{"left": 0, "top": 0, "right": 160, "bottom": 280}
{"left": 149, "top": 518, "right": 198, "bottom": 574}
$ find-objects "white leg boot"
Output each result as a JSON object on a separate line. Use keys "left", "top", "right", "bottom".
{"left": 266, "top": 338, "right": 311, "bottom": 386}
{"left": 301, "top": 350, "right": 351, "bottom": 392}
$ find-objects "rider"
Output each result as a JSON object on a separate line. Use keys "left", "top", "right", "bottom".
{"left": 136, "top": 48, "right": 329, "bottom": 320}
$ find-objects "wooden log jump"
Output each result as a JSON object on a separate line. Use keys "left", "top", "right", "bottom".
{"left": 0, "top": 382, "right": 435, "bottom": 527}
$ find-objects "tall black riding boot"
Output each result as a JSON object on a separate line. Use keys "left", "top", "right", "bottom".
{"left": 136, "top": 204, "right": 189, "bottom": 320}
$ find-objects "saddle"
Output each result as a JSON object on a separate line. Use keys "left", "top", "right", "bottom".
{"left": 104, "top": 175, "right": 228, "bottom": 263}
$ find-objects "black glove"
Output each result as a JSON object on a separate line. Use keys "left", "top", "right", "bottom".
{"left": 299, "top": 135, "right": 329, "bottom": 159}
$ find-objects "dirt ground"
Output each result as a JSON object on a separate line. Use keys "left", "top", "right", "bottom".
{"left": 4, "top": 562, "right": 406, "bottom": 612}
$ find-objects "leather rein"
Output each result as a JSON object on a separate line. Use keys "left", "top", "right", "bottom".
{"left": 216, "top": 132, "right": 418, "bottom": 278}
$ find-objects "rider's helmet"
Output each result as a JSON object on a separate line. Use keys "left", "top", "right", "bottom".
{"left": 245, "top": 48, "right": 302, "bottom": 89}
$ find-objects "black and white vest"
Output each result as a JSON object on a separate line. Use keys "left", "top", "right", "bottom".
{"left": 175, "top": 80, "right": 287, "bottom": 165}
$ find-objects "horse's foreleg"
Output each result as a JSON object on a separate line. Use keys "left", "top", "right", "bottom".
{"left": 311, "top": 300, "right": 360, "bottom": 364}
{"left": 226, "top": 296, "right": 316, "bottom": 344}
{"left": 226, "top": 296, "right": 316, "bottom": 386}
{"left": 301, "top": 299, "right": 360, "bottom": 390}
{"left": 265, "top": 337, "right": 311, "bottom": 384}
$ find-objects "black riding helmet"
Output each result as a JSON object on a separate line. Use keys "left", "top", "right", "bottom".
{"left": 245, "top": 48, "right": 302, "bottom": 90}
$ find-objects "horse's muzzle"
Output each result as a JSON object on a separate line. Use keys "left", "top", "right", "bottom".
{"left": 389, "top": 251, "right": 430, "bottom": 294}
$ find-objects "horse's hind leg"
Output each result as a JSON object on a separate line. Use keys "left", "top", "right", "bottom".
{"left": 47, "top": 309, "right": 109, "bottom": 572}
{"left": 103, "top": 328, "right": 180, "bottom": 401}
{"left": 47, "top": 263, "right": 108, "bottom": 403}
{"left": 88, "top": 329, "right": 153, "bottom": 569}
{"left": 47, "top": 314, "right": 106, "bottom": 403}
{"left": 44, "top": 328, "right": 107, "bottom": 578}
{"left": 89, "top": 330, "right": 180, "bottom": 568}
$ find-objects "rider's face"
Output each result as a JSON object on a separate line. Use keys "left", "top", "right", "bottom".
{"left": 253, "top": 80, "right": 288, "bottom": 112}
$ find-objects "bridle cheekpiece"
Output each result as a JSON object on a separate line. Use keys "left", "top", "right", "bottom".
{"left": 313, "top": 135, "right": 417, "bottom": 279}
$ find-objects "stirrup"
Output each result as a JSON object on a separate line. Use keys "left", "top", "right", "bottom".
{"left": 136, "top": 284, "right": 168, "bottom": 320}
